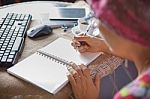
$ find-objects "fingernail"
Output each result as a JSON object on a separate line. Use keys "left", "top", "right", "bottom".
{"left": 67, "top": 74, "right": 72, "bottom": 79}
{"left": 66, "top": 72, "right": 70, "bottom": 75}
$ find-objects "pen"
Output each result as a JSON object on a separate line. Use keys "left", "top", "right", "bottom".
{"left": 74, "top": 20, "right": 94, "bottom": 50}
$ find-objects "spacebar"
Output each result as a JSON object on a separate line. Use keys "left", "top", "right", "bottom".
{"left": 12, "top": 37, "right": 23, "bottom": 51}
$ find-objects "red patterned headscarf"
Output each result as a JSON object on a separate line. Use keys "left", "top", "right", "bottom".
{"left": 87, "top": 0, "right": 150, "bottom": 46}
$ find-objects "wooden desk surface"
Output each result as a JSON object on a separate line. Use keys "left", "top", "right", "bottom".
{"left": 0, "top": 1, "right": 75, "bottom": 99}
{"left": 0, "top": 1, "right": 123, "bottom": 99}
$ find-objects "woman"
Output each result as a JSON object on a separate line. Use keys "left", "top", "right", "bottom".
{"left": 67, "top": 0, "right": 150, "bottom": 99}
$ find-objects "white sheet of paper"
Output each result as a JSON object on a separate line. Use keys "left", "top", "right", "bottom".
{"left": 39, "top": 38, "right": 101, "bottom": 65}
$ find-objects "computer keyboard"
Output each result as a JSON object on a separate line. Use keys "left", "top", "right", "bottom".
{"left": 0, "top": 13, "right": 32, "bottom": 67}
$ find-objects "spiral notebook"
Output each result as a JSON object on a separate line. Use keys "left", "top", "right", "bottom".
{"left": 7, "top": 38, "right": 101, "bottom": 94}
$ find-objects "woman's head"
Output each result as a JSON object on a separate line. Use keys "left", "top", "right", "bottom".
{"left": 88, "top": 0, "right": 150, "bottom": 59}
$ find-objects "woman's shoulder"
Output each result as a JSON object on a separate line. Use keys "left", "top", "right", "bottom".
{"left": 114, "top": 68, "right": 150, "bottom": 99}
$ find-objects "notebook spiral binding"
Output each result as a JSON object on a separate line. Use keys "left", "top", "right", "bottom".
{"left": 36, "top": 51, "right": 70, "bottom": 66}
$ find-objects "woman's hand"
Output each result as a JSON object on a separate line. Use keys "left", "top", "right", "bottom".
{"left": 67, "top": 63, "right": 101, "bottom": 99}
{"left": 71, "top": 36, "right": 110, "bottom": 53}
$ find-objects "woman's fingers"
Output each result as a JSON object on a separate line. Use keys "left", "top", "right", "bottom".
{"left": 67, "top": 63, "right": 93, "bottom": 83}
{"left": 67, "top": 63, "right": 82, "bottom": 84}
{"left": 70, "top": 62, "right": 79, "bottom": 70}
{"left": 74, "top": 36, "right": 90, "bottom": 42}
{"left": 78, "top": 45, "right": 89, "bottom": 53}
{"left": 68, "top": 62, "right": 101, "bottom": 99}
{"left": 73, "top": 72, "right": 82, "bottom": 84}
{"left": 79, "top": 64, "right": 91, "bottom": 78}
{"left": 70, "top": 63, "right": 83, "bottom": 77}
{"left": 71, "top": 40, "right": 81, "bottom": 47}
{"left": 94, "top": 73, "right": 101, "bottom": 91}
{"left": 68, "top": 63, "right": 92, "bottom": 80}
{"left": 68, "top": 75, "right": 76, "bottom": 87}
{"left": 67, "top": 64, "right": 76, "bottom": 75}
{"left": 72, "top": 39, "right": 90, "bottom": 53}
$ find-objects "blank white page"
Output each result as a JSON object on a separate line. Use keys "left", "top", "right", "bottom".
{"left": 39, "top": 38, "right": 101, "bottom": 65}
{"left": 7, "top": 53, "right": 69, "bottom": 94}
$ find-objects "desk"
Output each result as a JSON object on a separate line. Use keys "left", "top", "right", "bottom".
{"left": 0, "top": 1, "right": 125, "bottom": 99}
{"left": 0, "top": 1, "right": 74, "bottom": 98}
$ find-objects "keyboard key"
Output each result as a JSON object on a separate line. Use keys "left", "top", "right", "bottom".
{"left": 9, "top": 55, "right": 14, "bottom": 59}
{"left": 20, "top": 14, "right": 25, "bottom": 21}
{"left": 0, "top": 54, "right": 3, "bottom": 57}
{"left": 4, "top": 53, "right": 9, "bottom": 56}
{"left": 12, "top": 37, "right": 23, "bottom": 51}
{"left": 6, "top": 13, "right": 13, "bottom": 18}
{"left": 2, "top": 45, "right": 7, "bottom": 48}
{"left": 17, "top": 34, "right": 22, "bottom": 37}
{"left": 1, "top": 56, "right": 8, "bottom": 62}
{"left": 6, "top": 50, "right": 10, "bottom": 53}
{"left": 16, "top": 14, "right": 21, "bottom": 20}
{"left": 1, "top": 25, "right": 7, "bottom": 29}
{"left": 7, "top": 47, "right": 11, "bottom": 50}
{"left": 1, "top": 48, "right": 5, "bottom": 51}
{"left": 7, "top": 59, "right": 13, "bottom": 62}
{"left": 0, "top": 51, "right": 4, "bottom": 54}
{"left": 10, "top": 51, "right": 16, "bottom": 55}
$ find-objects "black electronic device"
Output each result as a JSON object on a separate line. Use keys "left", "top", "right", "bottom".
{"left": 0, "top": 13, "right": 32, "bottom": 67}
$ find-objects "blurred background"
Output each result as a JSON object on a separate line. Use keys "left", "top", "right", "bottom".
{"left": 0, "top": 0, "right": 79, "bottom": 6}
